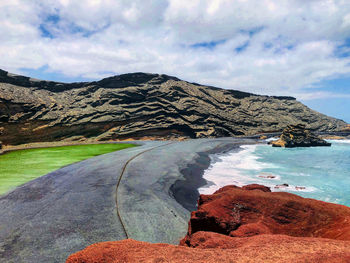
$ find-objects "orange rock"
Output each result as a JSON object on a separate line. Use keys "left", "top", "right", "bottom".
{"left": 241, "top": 184, "right": 271, "bottom": 192}
{"left": 322, "top": 135, "right": 346, "bottom": 140}
{"left": 181, "top": 184, "right": 350, "bottom": 243}
{"left": 270, "top": 138, "right": 286, "bottom": 147}
{"left": 66, "top": 237, "right": 350, "bottom": 263}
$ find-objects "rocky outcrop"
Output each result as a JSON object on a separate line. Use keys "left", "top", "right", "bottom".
{"left": 180, "top": 184, "right": 350, "bottom": 244}
{"left": 269, "top": 123, "right": 331, "bottom": 147}
{"left": 0, "top": 69, "right": 347, "bottom": 145}
{"left": 66, "top": 237, "right": 350, "bottom": 263}
{"left": 66, "top": 184, "right": 350, "bottom": 262}
{"left": 343, "top": 124, "right": 350, "bottom": 131}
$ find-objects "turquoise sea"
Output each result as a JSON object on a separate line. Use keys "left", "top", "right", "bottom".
{"left": 199, "top": 140, "right": 350, "bottom": 207}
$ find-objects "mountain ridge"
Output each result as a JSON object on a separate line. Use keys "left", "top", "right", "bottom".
{"left": 0, "top": 69, "right": 295, "bottom": 99}
{"left": 0, "top": 69, "right": 347, "bottom": 145}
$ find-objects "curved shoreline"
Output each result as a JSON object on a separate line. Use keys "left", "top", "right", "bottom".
{"left": 170, "top": 143, "right": 242, "bottom": 211}
{"left": 0, "top": 138, "right": 259, "bottom": 262}
{"left": 115, "top": 138, "right": 261, "bottom": 244}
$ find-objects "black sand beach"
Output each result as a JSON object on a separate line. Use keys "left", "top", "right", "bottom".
{"left": 0, "top": 138, "right": 258, "bottom": 263}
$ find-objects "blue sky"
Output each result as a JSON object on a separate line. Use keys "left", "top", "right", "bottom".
{"left": 0, "top": 0, "right": 350, "bottom": 122}
{"left": 298, "top": 76, "right": 350, "bottom": 122}
{"left": 20, "top": 66, "right": 89, "bottom": 83}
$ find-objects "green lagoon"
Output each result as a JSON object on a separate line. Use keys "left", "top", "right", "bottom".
{"left": 0, "top": 143, "right": 136, "bottom": 195}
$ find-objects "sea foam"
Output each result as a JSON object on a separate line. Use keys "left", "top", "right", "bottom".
{"left": 199, "top": 145, "right": 277, "bottom": 195}
{"left": 199, "top": 140, "right": 350, "bottom": 206}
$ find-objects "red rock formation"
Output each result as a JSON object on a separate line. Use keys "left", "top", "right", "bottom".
{"left": 181, "top": 184, "right": 350, "bottom": 245}
{"left": 66, "top": 237, "right": 350, "bottom": 263}
{"left": 67, "top": 184, "right": 350, "bottom": 262}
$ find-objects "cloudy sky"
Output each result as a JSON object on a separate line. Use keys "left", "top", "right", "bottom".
{"left": 1, "top": 0, "right": 350, "bottom": 122}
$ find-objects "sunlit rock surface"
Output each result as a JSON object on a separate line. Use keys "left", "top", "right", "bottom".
{"left": 269, "top": 124, "right": 331, "bottom": 147}
{"left": 0, "top": 69, "right": 346, "bottom": 144}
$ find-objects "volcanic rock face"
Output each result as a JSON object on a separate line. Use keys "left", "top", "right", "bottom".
{"left": 67, "top": 185, "right": 350, "bottom": 263}
{"left": 269, "top": 123, "right": 331, "bottom": 147}
{"left": 181, "top": 184, "right": 350, "bottom": 244}
{"left": 0, "top": 69, "right": 346, "bottom": 144}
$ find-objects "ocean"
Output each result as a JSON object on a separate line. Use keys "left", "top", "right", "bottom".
{"left": 199, "top": 139, "right": 350, "bottom": 207}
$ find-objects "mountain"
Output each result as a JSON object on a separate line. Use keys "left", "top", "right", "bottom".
{"left": 0, "top": 69, "right": 347, "bottom": 145}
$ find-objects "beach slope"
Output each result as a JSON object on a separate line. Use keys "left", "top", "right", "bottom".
{"left": 0, "top": 138, "right": 255, "bottom": 262}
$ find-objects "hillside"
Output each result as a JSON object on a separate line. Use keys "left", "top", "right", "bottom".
{"left": 0, "top": 69, "right": 347, "bottom": 144}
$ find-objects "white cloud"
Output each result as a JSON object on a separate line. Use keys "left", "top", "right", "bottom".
{"left": 0, "top": 0, "right": 350, "bottom": 101}
{"left": 297, "top": 91, "right": 350, "bottom": 100}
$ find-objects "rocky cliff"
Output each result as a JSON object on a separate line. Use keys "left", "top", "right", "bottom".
{"left": 0, "top": 69, "right": 347, "bottom": 144}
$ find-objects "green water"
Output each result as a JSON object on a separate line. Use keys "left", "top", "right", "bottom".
{"left": 0, "top": 143, "right": 136, "bottom": 195}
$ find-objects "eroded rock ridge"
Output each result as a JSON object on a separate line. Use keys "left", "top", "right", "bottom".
{"left": 0, "top": 69, "right": 346, "bottom": 144}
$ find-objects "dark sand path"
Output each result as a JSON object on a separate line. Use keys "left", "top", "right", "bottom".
{"left": 0, "top": 138, "right": 257, "bottom": 263}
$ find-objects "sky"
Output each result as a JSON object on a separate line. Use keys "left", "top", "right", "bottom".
{"left": 0, "top": 0, "right": 350, "bottom": 123}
